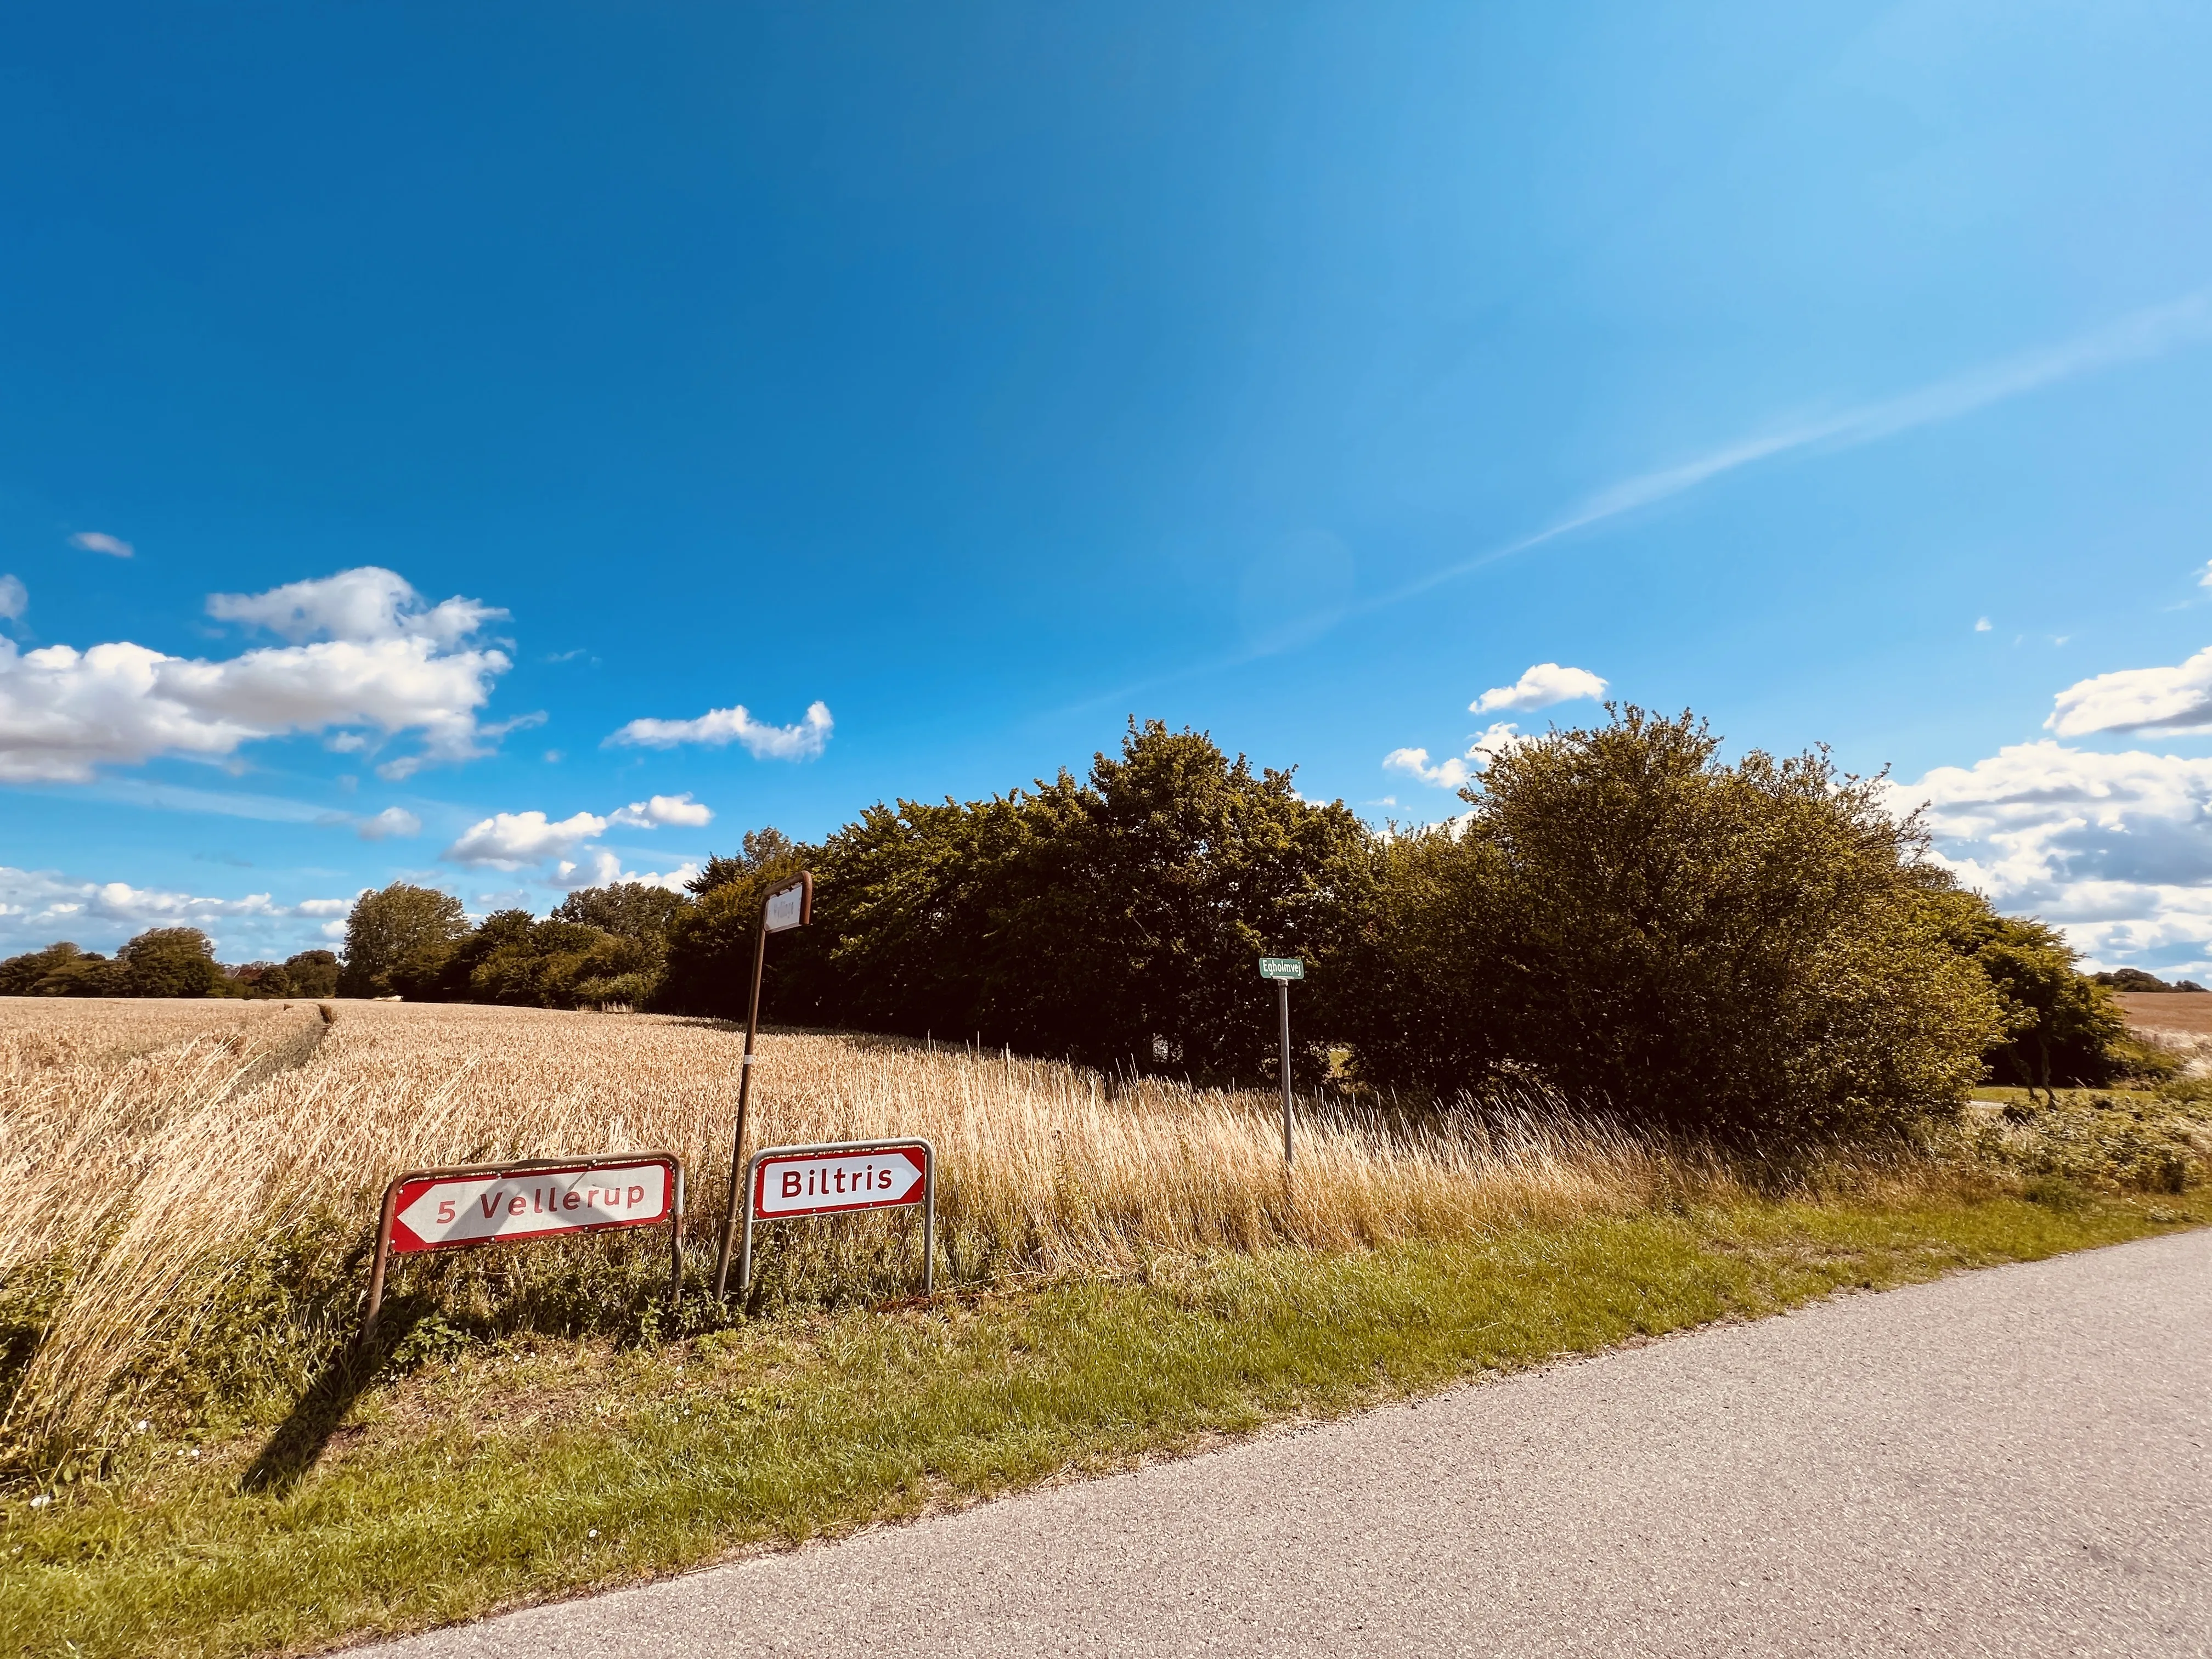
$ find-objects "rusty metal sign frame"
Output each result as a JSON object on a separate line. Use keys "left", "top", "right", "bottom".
{"left": 362, "top": 1150, "right": 686, "bottom": 1342}
{"left": 711, "top": 869, "right": 816, "bottom": 1300}
{"left": 737, "top": 1136, "right": 936, "bottom": 1299}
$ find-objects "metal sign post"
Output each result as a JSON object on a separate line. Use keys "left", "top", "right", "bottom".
{"left": 713, "top": 870, "right": 815, "bottom": 1300}
{"left": 738, "top": 1137, "right": 936, "bottom": 1297}
{"left": 362, "top": 1152, "right": 684, "bottom": 1343}
{"left": 1258, "top": 957, "right": 1305, "bottom": 1166}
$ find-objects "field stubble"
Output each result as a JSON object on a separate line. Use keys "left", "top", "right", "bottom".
{"left": 0, "top": 997, "right": 2092, "bottom": 1470}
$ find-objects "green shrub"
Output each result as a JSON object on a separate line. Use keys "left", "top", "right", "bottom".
{"left": 1964, "top": 1090, "right": 2211, "bottom": 1194}
{"left": 1330, "top": 708, "right": 2002, "bottom": 1143}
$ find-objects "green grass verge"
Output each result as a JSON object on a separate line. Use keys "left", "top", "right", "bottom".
{"left": 5, "top": 1190, "right": 2205, "bottom": 1659}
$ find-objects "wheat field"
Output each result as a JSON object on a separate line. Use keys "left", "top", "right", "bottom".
{"left": 1, "top": 996, "right": 1770, "bottom": 1453}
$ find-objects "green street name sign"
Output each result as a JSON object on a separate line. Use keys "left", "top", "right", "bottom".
{"left": 1258, "top": 957, "right": 1305, "bottom": 981}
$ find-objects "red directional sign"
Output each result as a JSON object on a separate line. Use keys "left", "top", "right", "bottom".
{"left": 752, "top": 1143, "right": 928, "bottom": 1220}
{"left": 386, "top": 1155, "right": 677, "bottom": 1254}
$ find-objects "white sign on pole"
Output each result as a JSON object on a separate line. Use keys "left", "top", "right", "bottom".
{"left": 764, "top": 878, "right": 809, "bottom": 933}
{"left": 753, "top": 1145, "right": 927, "bottom": 1217}
{"left": 389, "top": 1159, "right": 673, "bottom": 1251}
{"left": 738, "top": 1138, "right": 936, "bottom": 1295}
{"left": 363, "top": 1153, "right": 686, "bottom": 1341}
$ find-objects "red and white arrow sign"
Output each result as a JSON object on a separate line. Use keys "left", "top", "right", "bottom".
{"left": 753, "top": 1144, "right": 928, "bottom": 1219}
{"left": 387, "top": 1157, "right": 675, "bottom": 1254}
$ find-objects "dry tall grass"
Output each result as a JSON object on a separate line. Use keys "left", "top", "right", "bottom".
{"left": 0, "top": 997, "right": 1834, "bottom": 1453}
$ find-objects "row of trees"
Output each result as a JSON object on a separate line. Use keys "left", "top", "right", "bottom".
{"left": 639, "top": 713, "right": 2131, "bottom": 1141}
{"left": 0, "top": 933, "right": 338, "bottom": 999}
{"left": 16, "top": 710, "right": 2133, "bottom": 1143}
{"left": 335, "top": 881, "right": 685, "bottom": 1006}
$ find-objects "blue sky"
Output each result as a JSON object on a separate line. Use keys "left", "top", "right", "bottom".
{"left": 5, "top": 2, "right": 2212, "bottom": 970}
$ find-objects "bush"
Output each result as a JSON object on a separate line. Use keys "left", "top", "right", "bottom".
{"left": 1967, "top": 1090, "right": 2211, "bottom": 1195}
{"left": 1331, "top": 708, "right": 2002, "bottom": 1142}
{"left": 572, "top": 972, "right": 657, "bottom": 1009}
{"left": 1934, "top": 907, "right": 2127, "bottom": 1093}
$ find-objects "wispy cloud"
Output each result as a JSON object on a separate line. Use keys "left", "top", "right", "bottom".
{"left": 69, "top": 531, "right": 133, "bottom": 558}
{"left": 1371, "top": 287, "right": 2212, "bottom": 613}
{"left": 1052, "top": 289, "right": 2212, "bottom": 724}
{"left": 0, "top": 863, "right": 357, "bottom": 953}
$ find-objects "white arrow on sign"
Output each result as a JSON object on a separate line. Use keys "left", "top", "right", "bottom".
{"left": 392, "top": 1161, "right": 672, "bottom": 1251}
{"left": 754, "top": 1148, "right": 926, "bottom": 1218}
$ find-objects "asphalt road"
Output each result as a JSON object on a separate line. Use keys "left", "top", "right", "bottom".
{"left": 374, "top": 1230, "right": 2212, "bottom": 1658}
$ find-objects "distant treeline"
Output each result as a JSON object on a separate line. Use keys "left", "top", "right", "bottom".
{"left": 0, "top": 934, "right": 338, "bottom": 1000}
{"left": 2092, "top": 967, "right": 2207, "bottom": 993}
{"left": 323, "top": 709, "right": 2145, "bottom": 1144}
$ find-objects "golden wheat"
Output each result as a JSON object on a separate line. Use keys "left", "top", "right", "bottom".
{"left": 0, "top": 997, "right": 1732, "bottom": 1446}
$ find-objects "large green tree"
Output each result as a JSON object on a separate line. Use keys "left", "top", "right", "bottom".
{"left": 1331, "top": 708, "right": 2002, "bottom": 1141}
{"left": 665, "top": 721, "right": 1373, "bottom": 1081}
{"left": 550, "top": 883, "right": 688, "bottom": 966}
{"left": 1932, "top": 901, "right": 2127, "bottom": 1096}
{"left": 117, "top": 927, "right": 224, "bottom": 998}
{"left": 280, "top": 948, "right": 341, "bottom": 997}
{"left": 338, "top": 883, "right": 470, "bottom": 998}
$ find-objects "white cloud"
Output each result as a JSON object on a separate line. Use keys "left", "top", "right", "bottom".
{"left": 1467, "top": 721, "right": 1526, "bottom": 760}
{"left": 1974, "top": 617, "right": 1992, "bottom": 632}
{"left": 1471, "top": 664, "right": 1607, "bottom": 715}
{"left": 445, "top": 791, "right": 710, "bottom": 876}
{"left": 1382, "top": 747, "right": 1473, "bottom": 791}
{"left": 1381, "top": 723, "right": 1527, "bottom": 792}
{"left": 1895, "top": 738, "right": 2212, "bottom": 973}
{"left": 549, "top": 849, "right": 698, "bottom": 893}
{"left": 0, "top": 567, "right": 518, "bottom": 783}
{"left": 356, "top": 806, "right": 422, "bottom": 840}
{"left": 206, "top": 566, "right": 503, "bottom": 648}
{"left": 2047, "top": 645, "right": 2212, "bottom": 737}
{"left": 0, "top": 865, "right": 353, "bottom": 955}
{"left": 69, "top": 532, "right": 133, "bottom": 558}
{"left": 607, "top": 699, "right": 833, "bottom": 759}
{"left": 552, "top": 848, "right": 623, "bottom": 888}
{"left": 2199, "top": 562, "right": 2212, "bottom": 591}
{"left": 444, "top": 810, "right": 608, "bottom": 869}
{"left": 0, "top": 576, "right": 23, "bottom": 623}
{"left": 608, "top": 792, "right": 713, "bottom": 828}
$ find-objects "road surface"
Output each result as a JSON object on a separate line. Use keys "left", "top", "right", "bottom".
{"left": 374, "top": 1229, "right": 2212, "bottom": 1657}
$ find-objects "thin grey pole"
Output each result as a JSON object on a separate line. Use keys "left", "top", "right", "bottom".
{"left": 1278, "top": 978, "right": 1294, "bottom": 1166}
{"left": 712, "top": 912, "right": 772, "bottom": 1300}
{"left": 737, "top": 1149, "right": 758, "bottom": 1295}
{"left": 360, "top": 1176, "right": 403, "bottom": 1345}
{"left": 922, "top": 1143, "right": 936, "bottom": 1295}
{"left": 668, "top": 1163, "right": 686, "bottom": 1305}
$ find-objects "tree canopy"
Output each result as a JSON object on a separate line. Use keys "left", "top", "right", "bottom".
{"left": 337, "top": 883, "right": 470, "bottom": 998}
{"left": 3, "top": 708, "right": 2143, "bottom": 1148}
{"left": 665, "top": 720, "right": 1370, "bottom": 1080}
{"left": 1328, "top": 709, "right": 2004, "bottom": 1139}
